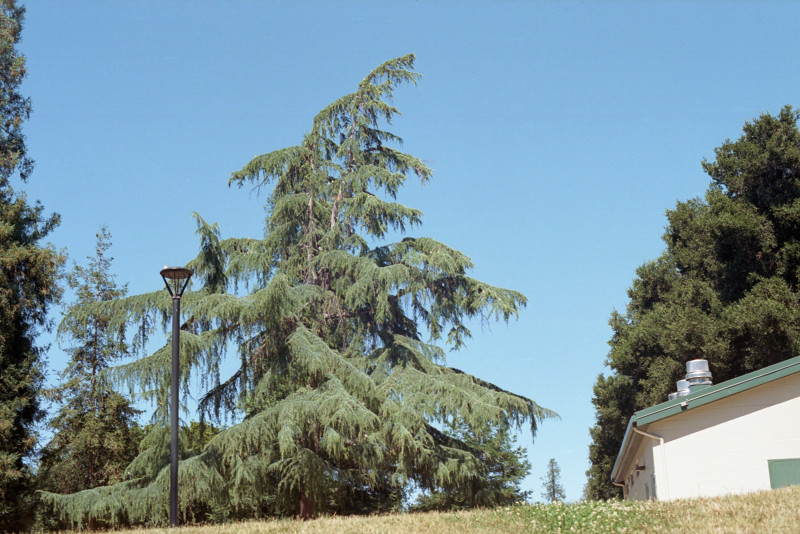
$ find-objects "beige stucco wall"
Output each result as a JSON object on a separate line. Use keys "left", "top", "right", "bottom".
{"left": 636, "top": 372, "right": 800, "bottom": 501}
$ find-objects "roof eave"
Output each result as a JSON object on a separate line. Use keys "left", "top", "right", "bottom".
{"left": 610, "top": 416, "right": 639, "bottom": 484}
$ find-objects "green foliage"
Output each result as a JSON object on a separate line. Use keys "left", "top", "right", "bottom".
{"left": 0, "top": 0, "right": 31, "bottom": 186}
{"left": 38, "top": 228, "right": 141, "bottom": 500}
{"left": 182, "top": 421, "right": 220, "bottom": 455}
{"left": 412, "top": 420, "right": 532, "bottom": 511}
{"left": 540, "top": 458, "right": 565, "bottom": 503}
{"left": 586, "top": 107, "right": 800, "bottom": 500}
{"left": 42, "top": 55, "right": 555, "bottom": 527}
{"left": 0, "top": 1, "right": 64, "bottom": 530}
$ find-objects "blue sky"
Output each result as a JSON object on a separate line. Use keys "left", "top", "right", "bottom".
{"left": 19, "top": 1, "right": 800, "bottom": 501}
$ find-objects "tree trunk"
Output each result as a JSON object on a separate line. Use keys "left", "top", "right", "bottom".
{"left": 299, "top": 490, "right": 315, "bottom": 520}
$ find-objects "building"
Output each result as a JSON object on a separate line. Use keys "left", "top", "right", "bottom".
{"left": 611, "top": 356, "right": 800, "bottom": 501}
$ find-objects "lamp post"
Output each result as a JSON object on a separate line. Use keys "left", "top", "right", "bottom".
{"left": 160, "top": 266, "right": 193, "bottom": 528}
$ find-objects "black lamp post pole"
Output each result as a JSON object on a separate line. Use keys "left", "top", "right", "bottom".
{"left": 160, "top": 267, "right": 192, "bottom": 528}
{"left": 169, "top": 292, "right": 180, "bottom": 527}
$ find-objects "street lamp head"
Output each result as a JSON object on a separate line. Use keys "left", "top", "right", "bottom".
{"left": 160, "top": 266, "right": 193, "bottom": 298}
{"left": 161, "top": 266, "right": 193, "bottom": 280}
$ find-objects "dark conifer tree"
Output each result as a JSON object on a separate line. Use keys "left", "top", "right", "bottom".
{"left": 587, "top": 107, "right": 800, "bottom": 499}
{"left": 43, "top": 55, "right": 555, "bottom": 526}
{"left": 0, "top": 1, "right": 63, "bottom": 529}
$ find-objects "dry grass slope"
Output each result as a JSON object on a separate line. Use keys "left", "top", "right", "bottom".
{"left": 67, "top": 485, "right": 800, "bottom": 534}
{"left": 644, "top": 484, "right": 800, "bottom": 534}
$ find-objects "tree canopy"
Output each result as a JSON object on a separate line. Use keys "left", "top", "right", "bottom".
{"left": 586, "top": 107, "right": 800, "bottom": 499}
{"left": 43, "top": 54, "right": 555, "bottom": 526}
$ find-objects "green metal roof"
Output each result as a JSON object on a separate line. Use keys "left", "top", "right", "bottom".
{"left": 611, "top": 355, "right": 800, "bottom": 483}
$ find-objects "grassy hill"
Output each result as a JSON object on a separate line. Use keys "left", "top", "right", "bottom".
{"left": 76, "top": 485, "right": 800, "bottom": 534}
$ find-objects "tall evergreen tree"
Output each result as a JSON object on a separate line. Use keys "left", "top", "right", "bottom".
{"left": 38, "top": 228, "right": 141, "bottom": 497}
{"left": 43, "top": 55, "right": 555, "bottom": 526}
{"left": 0, "top": 1, "right": 63, "bottom": 529}
{"left": 586, "top": 107, "right": 800, "bottom": 499}
{"left": 540, "top": 458, "right": 565, "bottom": 503}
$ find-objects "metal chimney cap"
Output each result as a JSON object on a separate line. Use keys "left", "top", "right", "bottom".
{"left": 686, "top": 359, "right": 710, "bottom": 373}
